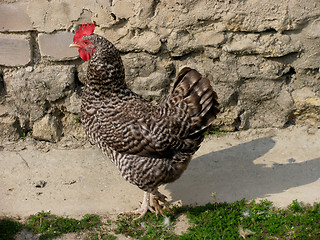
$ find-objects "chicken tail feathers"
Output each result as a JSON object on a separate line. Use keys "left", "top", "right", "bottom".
{"left": 170, "top": 67, "right": 220, "bottom": 137}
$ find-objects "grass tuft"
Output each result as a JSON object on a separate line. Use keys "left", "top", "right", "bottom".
{"left": 114, "top": 211, "right": 177, "bottom": 239}
{"left": 25, "top": 211, "right": 115, "bottom": 239}
{"left": 1, "top": 200, "right": 319, "bottom": 239}
{"left": 178, "top": 199, "right": 320, "bottom": 239}
{"left": 204, "top": 127, "right": 228, "bottom": 136}
{"left": 0, "top": 218, "right": 23, "bottom": 240}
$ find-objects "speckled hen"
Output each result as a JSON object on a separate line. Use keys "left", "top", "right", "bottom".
{"left": 70, "top": 23, "right": 219, "bottom": 219}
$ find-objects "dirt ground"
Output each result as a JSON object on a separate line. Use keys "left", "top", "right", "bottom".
{"left": 1, "top": 126, "right": 320, "bottom": 219}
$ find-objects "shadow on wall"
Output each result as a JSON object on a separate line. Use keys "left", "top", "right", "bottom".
{"left": 165, "top": 137, "right": 320, "bottom": 205}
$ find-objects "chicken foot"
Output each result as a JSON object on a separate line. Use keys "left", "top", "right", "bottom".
{"left": 119, "top": 189, "right": 170, "bottom": 220}
{"left": 119, "top": 191, "right": 155, "bottom": 220}
{"left": 152, "top": 188, "right": 170, "bottom": 217}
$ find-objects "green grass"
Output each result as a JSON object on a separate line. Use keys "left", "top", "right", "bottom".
{"left": 178, "top": 200, "right": 320, "bottom": 239}
{"left": 1, "top": 200, "right": 319, "bottom": 239}
{"left": 115, "top": 211, "right": 176, "bottom": 239}
{"left": 74, "top": 117, "right": 81, "bottom": 123}
{"left": 0, "top": 218, "right": 23, "bottom": 240}
{"left": 205, "top": 127, "right": 228, "bottom": 136}
{"left": 6, "top": 211, "right": 116, "bottom": 240}
{"left": 19, "top": 132, "right": 27, "bottom": 139}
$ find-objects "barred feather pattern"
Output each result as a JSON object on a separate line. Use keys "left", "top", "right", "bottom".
{"left": 81, "top": 34, "right": 219, "bottom": 192}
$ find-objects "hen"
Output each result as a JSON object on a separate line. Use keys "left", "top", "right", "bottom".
{"left": 70, "top": 23, "right": 219, "bottom": 219}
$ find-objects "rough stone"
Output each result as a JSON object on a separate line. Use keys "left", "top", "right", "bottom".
{"left": 60, "top": 113, "right": 87, "bottom": 142}
{"left": 307, "top": 18, "right": 320, "bottom": 39}
{"left": 292, "top": 87, "right": 320, "bottom": 126}
{"left": 117, "top": 31, "right": 162, "bottom": 54}
{"left": 195, "top": 31, "right": 226, "bottom": 47}
{"left": 204, "top": 47, "right": 222, "bottom": 59}
{"left": 237, "top": 56, "right": 290, "bottom": 80}
{"left": 167, "top": 30, "right": 226, "bottom": 57}
{"left": 26, "top": 0, "right": 112, "bottom": 32}
{"left": 0, "top": 34, "right": 31, "bottom": 66}
{"left": 239, "top": 79, "right": 282, "bottom": 103}
{"left": 4, "top": 65, "right": 75, "bottom": 126}
{"left": 290, "top": 23, "right": 320, "bottom": 70}
{"left": 245, "top": 88, "right": 294, "bottom": 128}
{"left": 1, "top": 0, "right": 320, "bottom": 142}
{"left": 111, "top": 0, "right": 135, "bottom": 19}
{"left": 293, "top": 98, "right": 320, "bottom": 126}
{"left": 129, "top": 72, "right": 167, "bottom": 98}
{"left": 38, "top": 32, "right": 79, "bottom": 61}
{"left": 91, "top": 8, "right": 115, "bottom": 29}
{"left": 76, "top": 62, "right": 88, "bottom": 85}
{"left": 0, "top": 108, "right": 22, "bottom": 141}
{"left": 0, "top": 2, "right": 33, "bottom": 32}
{"left": 32, "top": 114, "right": 62, "bottom": 142}
{"left": 133, "top": 0, "right": 159, "bottom": 21}
{"left": 167, "top": 31, "right": 192, "bottom": 57}
{"left": 222, "top": 0, "right": 320, "bottom": 32}
{"left": 27, "top": 0, "right": 79, "bottom": 32}
{"left": 122, "top": 53, "right": 158, "bottom": 80}
{"left": 212, "top": 106, "right": 241, "bottom": 131}
{"left": 223, "top": 33, "right": 301, "bottom": 57}
{"left": 65, "top": 92, "right": 82, "bottom": 114}
{"left": 123, "top": 53, "right": 173, "bottom": 100}
{"left": 292, "top": 87, "right": 317, "bottom": 100}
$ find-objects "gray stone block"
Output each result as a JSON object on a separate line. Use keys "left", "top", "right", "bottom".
{"left": 0, "top": 34, "right": 31, "bottom": 66}
{"left": 0, "top": 2, "right": 33, "bottom": 32}
{"left": 38, "top": 32, "right": 79, "bottom": 61}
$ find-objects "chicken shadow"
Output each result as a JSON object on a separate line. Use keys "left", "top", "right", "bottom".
{"left": 165, "top": 136, "right": 320, "bottom": 205}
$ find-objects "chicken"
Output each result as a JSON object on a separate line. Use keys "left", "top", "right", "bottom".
{"left": 70, "top": 23, "right": 219, "bottom": 219}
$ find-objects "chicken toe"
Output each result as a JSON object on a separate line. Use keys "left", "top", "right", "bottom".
{"left": 152, "top": 189, "right": 170, "bottom": 217}
{"left": 119, "top": 192, "right": 154, "bottom": 220}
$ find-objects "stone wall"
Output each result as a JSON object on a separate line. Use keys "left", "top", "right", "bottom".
{"left": 0, "top": 0, "right": 320, "bottom": 143}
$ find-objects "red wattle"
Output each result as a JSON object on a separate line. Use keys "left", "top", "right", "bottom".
{"left": 79, "top": 48, "right": 90, "bottom": 61}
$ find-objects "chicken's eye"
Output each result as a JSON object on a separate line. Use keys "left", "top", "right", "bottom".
{"left": 83, "top": 40, "right": 90, "bottom": 45}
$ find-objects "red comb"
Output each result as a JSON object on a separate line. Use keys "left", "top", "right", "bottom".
{"left": 73, "top": 23, "right": 95, "bottom": 43}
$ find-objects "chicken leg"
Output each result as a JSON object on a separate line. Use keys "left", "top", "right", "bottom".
{"left": 120, "top": 189, "right": 170, "bottom": 220}
{"left": 120, "top": 192, "right": 155, "bottom": 220}
{"left": 152, "top": 188, "right": 170, "bottom": 217}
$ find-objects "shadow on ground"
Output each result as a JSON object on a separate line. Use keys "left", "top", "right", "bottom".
{"left": 165, "top": 137, "right": 320, "bottom": 205}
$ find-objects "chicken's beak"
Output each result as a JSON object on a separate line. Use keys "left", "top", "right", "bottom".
{"left": 69, "top": 43, "right": 80, "bottom": 48}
